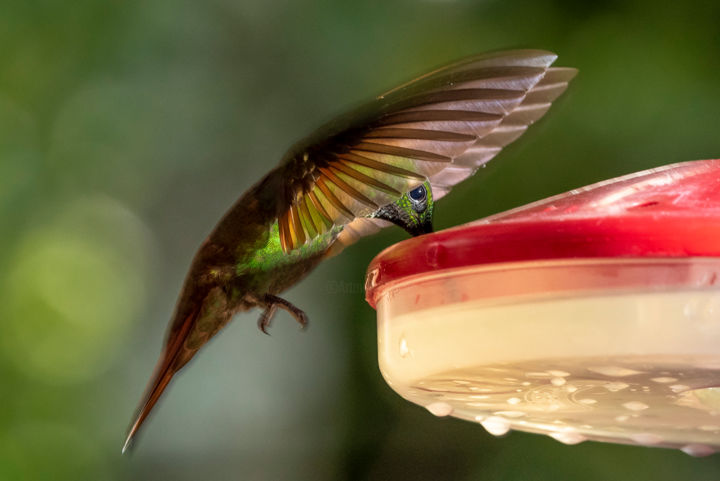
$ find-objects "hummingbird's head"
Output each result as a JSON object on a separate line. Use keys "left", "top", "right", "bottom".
{"left": 372, "top": 181, "right": 434, "bottom": 237}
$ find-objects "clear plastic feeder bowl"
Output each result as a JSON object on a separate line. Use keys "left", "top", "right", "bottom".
{"left": 365, "top": 159, "right": 720, "bottom": 456}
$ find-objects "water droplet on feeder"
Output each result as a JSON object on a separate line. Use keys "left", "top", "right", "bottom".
{"left": 681, "top": 444, "right": 715, "bottom": 457}
{"left": 481, "top": 417, "right": 511, "bottom": 436}
{"left": 622, "top": 401, "right": 649, "bottom": 411}
{"left": 426, "top": 402, "right": 453, "bottom": 417}
{"left": 549, "top": 431, "right": 586, "bottom": 445}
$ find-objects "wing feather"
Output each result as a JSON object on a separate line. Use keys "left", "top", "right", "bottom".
{"left": 307, "top": 189, "right": 334, "bottom": 229}
{"left": 315, "top": 178, "right": 355, "bottom": 220}
{"left": 434, "top": 65, "right": 577, "bottom": 200}
{"left": 270, "top": 50, "right": 576, "bottom": 252}
{"left": 366, "top": 128, "right": 476, "bottom": 142}
{"left": 332, "top": 161, "right": 403, "bottom": 196}
{"left": 289, "top": 204, "right": 305, "bottom": 246}
{"left": 338, "top": 152, "right": 426, "bottom": 180}
{"left": 298, "top": 195, "right": 319, "bottom": 238}
{"left": 352, "top": 142, "right": 452, "bottom": 163}
{"left": 320, "top": 166, "right": 379, "bottom": 209}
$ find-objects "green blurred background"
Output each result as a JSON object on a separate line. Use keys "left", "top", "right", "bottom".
{"left": 2, "top": 0, "right": 720, "bottom": 479}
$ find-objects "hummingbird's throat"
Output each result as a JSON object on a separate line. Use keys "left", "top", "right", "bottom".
{"left": 372, "top": 203, "right": 434, "bottom": 237}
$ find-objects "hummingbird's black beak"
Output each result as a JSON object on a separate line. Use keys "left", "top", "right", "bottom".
{"left": 404, "top": 218, "right": 434, "bottom": 237}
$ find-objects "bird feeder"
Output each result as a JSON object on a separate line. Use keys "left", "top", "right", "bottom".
{"left": 365, "top": 159, "right": 720, "bottom": 456}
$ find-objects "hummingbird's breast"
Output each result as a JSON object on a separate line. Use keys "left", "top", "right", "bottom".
{"left": 234, "top": 220, "right": 342, "bottom": 296}
{"left": 205, "top": 167, "right": 343, "bottom": 298}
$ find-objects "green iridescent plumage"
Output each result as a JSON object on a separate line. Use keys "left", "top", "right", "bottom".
{"left": 124, "top": 50, "right": 576, "bottom": 452}
{"left": 240, "top": 222, "right": 343, "bottom": 275}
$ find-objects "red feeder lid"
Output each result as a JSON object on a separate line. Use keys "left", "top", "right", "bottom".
{"left": 366, "top": 159, "right": 720, "bottom": 308}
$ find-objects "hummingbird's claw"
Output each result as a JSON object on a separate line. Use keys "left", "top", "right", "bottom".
{"left": 257, "top": 294, "right": 309, "bottom": 333}
{"left": 257, "top": 303, "right": 278, "bottom": 335}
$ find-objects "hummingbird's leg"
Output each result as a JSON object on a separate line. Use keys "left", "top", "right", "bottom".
{"left": 263, "top": 294, "right": 309, "bottom": 330}
{"left": 257, "top": 303, "right": 278, "bottom": 335}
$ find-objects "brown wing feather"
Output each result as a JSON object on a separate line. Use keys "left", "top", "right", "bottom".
{"left": 270, "top": 50, "right": 576, "bottom": 252}
{"left": 307, "top": 190, "right": 334, "bottom": 228}
{"left": 339, "top": 152, "right": 427, "bottom": 180}
{"left": 319, "top": 166, "right": 379, "bottom": 208}
{"left": 298, "top": 196, "right": 319, "bottom": 238}
{"left": 333, "top": 161, "right": 403, "bottom": 196}
{"left": 315, "top": 178, "right": 355, "bottom": 221}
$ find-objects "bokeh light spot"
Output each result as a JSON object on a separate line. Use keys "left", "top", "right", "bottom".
{"left": 1, "top": 196, "right": 154, "bottom": 383}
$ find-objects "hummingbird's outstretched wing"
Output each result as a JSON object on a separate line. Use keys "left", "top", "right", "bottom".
{"left": 272, "top": 50, "right": 576, "bottom": 253}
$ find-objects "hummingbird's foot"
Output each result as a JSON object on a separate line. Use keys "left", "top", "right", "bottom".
{"left": 257, "top": 303, "right": 278, "bottom": 335}
{"left": 256, "top": 294, "right": 309, "bottom": 334}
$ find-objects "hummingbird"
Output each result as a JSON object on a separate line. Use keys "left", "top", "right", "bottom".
{"left": 123, "top": 49, "right": 576, "bottom": 452}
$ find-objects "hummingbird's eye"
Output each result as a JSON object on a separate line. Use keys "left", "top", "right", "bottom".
{"left": 409, "top": 185, "right": 426, "bottom": 202}
{"left": 407, "top": 184, "right": 428, "bottom": 213}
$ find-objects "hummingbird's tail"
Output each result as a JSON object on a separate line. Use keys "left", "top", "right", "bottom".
{"left": 122, "top": 307, "right": 199, "bottom": 454}
{"left": 123, "top": 277, "right": 233, "bottom": 453}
